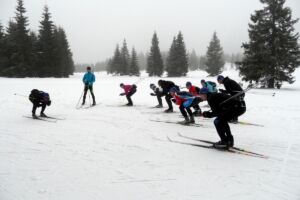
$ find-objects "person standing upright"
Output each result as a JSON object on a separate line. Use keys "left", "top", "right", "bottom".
{"left": 82, "top": 66, "right": 96, "bottom": 106}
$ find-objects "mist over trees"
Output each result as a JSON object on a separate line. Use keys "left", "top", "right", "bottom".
{"left": 238, "top": 0, "right": 300, "bottom": 88}
{"left": 0, "top": 0, "right": 74, "bottom": 78}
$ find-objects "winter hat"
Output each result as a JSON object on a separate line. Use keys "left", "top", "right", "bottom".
{"left": 217, "top": 75, "right": 224, "bottom": 81}
{"left": 169, "top": 86, "right": 179, "bottom": 93}
{"left": 87, "top": 66, "right": 91, "bottom": 71}
{"left": 150, "top": 83, "right": 155, "bottom": 89}
{"left": 186, "top": 81, "right": 192, "bottom": 87}
{"left": 120, "top": 83, "right": 124, "bottom": 87}
{"left": 201, "top": 79, "right": 206, "bottom": 83}
{"left": 199, "top": 87, "right": 209, "bottom": 94}
{"left": 158, "top": 80, "right": 163, "bottom": 86}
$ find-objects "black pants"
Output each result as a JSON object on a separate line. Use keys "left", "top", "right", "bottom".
{"left": 165, "top": 94, "right": 173, "bottom": 110}
{"left": 32, "top": 103, "right": 46, "bottom": 115}
{"left": 179, "top": 104, "right": 193, "bottom": 118}
{"left": 214, "top": 105, "right": 246, "bottom": 142}
{"left": 83, "top": 85, "right": 95, "bottom": 104}
{"left": 156, "top": 92, "right": 165, "bottom": 106}
{"left": 190, "top": 97, "right": 202, "bottom": 112}
{"left": 126, "top": 89, "right": 136, "bottom": 105}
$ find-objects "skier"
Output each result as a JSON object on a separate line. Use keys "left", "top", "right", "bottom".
{"left": 217, "top": 75, "right": 244, "bottom": 123}
{"left": 199, "top": 87, "right": 246, "bottom": 149}
{"left": 158, "top": 80, "right": 180, "bottom": 113}
{"left": 29, "top": 89, "right": 51, "bottom": 119}
{"left": 200, "top": 79, "right": 218, "bottom": 93}
{"left": 82, "top": 66, "right": 96, "bottom": 106}
{"left": 185, "top": 81, "right": 202, "bottom": 116}
{"left": 169, "top": 87, "right": 201, "bottom": 124}
{"left": 149, "top": 83, "right": 164, "bottom": 108}
{"left": 120, "top": 83, "right": 137, "bottom": 106}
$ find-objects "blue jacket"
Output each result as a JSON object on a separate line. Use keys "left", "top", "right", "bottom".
{"left": 82, "top": 72, "right": 95, "bottom": 85}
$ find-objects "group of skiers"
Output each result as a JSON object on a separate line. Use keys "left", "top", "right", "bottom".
{"left": 29, "top": 66, "right": 246, "bottom": 149}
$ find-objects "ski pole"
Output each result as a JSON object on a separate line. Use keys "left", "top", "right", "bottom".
{"left": 14, "top": 93, "right": 35, "bottom": 100}
{"left": 76, "top": 89, "right": 84, "bottom": 108}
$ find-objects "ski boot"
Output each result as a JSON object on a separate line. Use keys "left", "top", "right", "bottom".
{"left": 155, "top": 104, "right": 163, "bottom": 108}
{"left": 189, "top": 116, "right": 195, "bottom": 124}
{"left": 164, "top": 108, "right": 173, "bottom": 113}
{"left": 40, "top": 113, "right": 47, "bottom": 117}
{"left": 213, "top": 141, "right": 229, "bottom": 149}
{"left": 32, "top": 113, "right": 38, "bottom": 119}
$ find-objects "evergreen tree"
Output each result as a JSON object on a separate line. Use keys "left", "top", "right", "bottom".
{"left": 205, "top": 32, "right": 225, "bottom": 76}
{"left": 147, "top": 32, "right": 164, "bottom": 76}
{"left": 120, "top": 39, "right": 130, "bottom": 75}
{"left": 128, "top": 47, "right": 140, "bottom": 76}
{"left": 189, "top": 49, "right": 199, "bottom": 70}
{"left": 166, "top": 32, "right": 188, "bottom": 77}
{"left": 109, "top": 44, "right": 122, "bottom": 74}
{"left": 1, "top": 0, "right": 32, "bottom": 77}
{"left": 0, "top": 22, "right": 8, "bottom": 75}
{"left": 53, "top": 26, "right": 74, "bottom": 77}
{"left": 238, "top": 0, "right": 300, "bottom": 88}
{"left": 37, "top": 5, "right": 56, "bottom": 77}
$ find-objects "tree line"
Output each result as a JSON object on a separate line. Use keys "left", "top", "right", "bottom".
{"left": 105, "top": 0, "right": 300, "bottom": 88}
{"left": 0, "top": 0, "right": 74, "bottom": 78}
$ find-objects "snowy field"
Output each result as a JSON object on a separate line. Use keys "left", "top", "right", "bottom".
{"left": 0, "top": 66, "right": 300, "bottom": 200}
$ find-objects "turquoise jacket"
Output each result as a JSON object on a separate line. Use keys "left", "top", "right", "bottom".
{"left": 82, "top": 72, "right": 95, "bottom": 85}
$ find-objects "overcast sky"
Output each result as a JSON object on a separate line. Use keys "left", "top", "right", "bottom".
{"left": 1, "top": 0, "right": 300, "bottom": 63}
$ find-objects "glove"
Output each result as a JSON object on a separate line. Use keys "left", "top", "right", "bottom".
{"left": 219, "top": 89, "right": 226, "bottom": 93}
{"left": 150, "top": 93, "right": 156, "bottom": 96}
{"left": 202, "top": 111, "right": 213, "bottom": 118}
{"left": 171, "top": 98, "right": 176, "bottom": 103}
{"left": 46, "top": 100, "right": 51, "bottom": 106}
{"left": 119, "top": 93, "right": 125, "bottom": 96}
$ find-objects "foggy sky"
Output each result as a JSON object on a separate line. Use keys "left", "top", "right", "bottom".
{"left": 1, "top": 0, "right": 300, "bottom": 63}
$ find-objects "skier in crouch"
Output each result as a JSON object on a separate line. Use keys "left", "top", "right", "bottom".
{"left": 169, "top": 87, "right": 201, "bottom": 124}
{"left": 198, "top": 87, "right": 246, "bottom": 149}
{"left": 29, "top": 89, "right": 51, "bottom": 119}
{"left": 158, "top": 79, "right": 180, "bottom": 113}
{"left": 120, "top": 83, "right": 137, "bottom": 106}
{"left": 82, "top": 66, "right": 96, "bottom": 106}
{"left": 149, "top": 83, "right": 164, "bottom": 108}
{"left": 185, "top": 81, "right": 202, "bottom": 116}
{"left": 217, "top": 75, "right": 244, "bottom": 123}
{"left": 200, "top": 79, "right": 218, "bottom": 93}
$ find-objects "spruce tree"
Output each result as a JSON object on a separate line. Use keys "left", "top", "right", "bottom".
{"left": 205, "top": 32, "right": 225, "bottom": 76}
{"left": 166, "top": 37, "right": 177, "bottom": 76}
{"left": 0, "top": 22, "right": 7, "bottom": 75}
{"left": 37, "top": 5, "right": 56, "bottom": 77}
{"left": 238, "top": 0, "right": 300, "bottom": 88}
{"left": 1, "top": 0, "right": 32, "bottom": 77}
{"left": 109, "top": 44, "right": 122, "bottom": 74}
{"left": 120, "top": 39, "right": 130, "bottom": 75}
{"left": 147, "top": 32, "right": 164, "bottom": 76}
{"left": 128, "top": 47, "right": 140, "bottom": 76}
{"left": 53, "top": 26, "right": 74, "bottom": 77}
{"left": 166, "top": 32, "right": 188, "bottom": 77}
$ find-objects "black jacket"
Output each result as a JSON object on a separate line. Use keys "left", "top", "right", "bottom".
{"left": 207, "top": 93, "right": 242, "bottom": 118}
{"left": 29, "top": 89, "right": 51, "bottom": 106}
{"left": 222, "top": 77, "right": 243, "bottom": 96}
{"left": 159, "top": 80, "right": 179, "bottom": 94}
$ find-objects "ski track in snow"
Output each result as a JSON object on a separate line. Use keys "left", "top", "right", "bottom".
{"left": 0, "top": 67, "right": 300, "bottom": 200}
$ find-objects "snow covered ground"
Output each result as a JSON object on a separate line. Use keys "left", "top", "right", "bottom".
{"left": 0, "top": 66, "right": 300, "bottom": 200}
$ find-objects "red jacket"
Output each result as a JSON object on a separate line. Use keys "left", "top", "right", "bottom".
{"left": 173, "top": 94, "right": 187, "bottom": 105}
{"left": 188, "top": 86, "right": 200, "bottom": 96}
{"left": 123, "top": 85, "right": 133, "bottom": 95}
